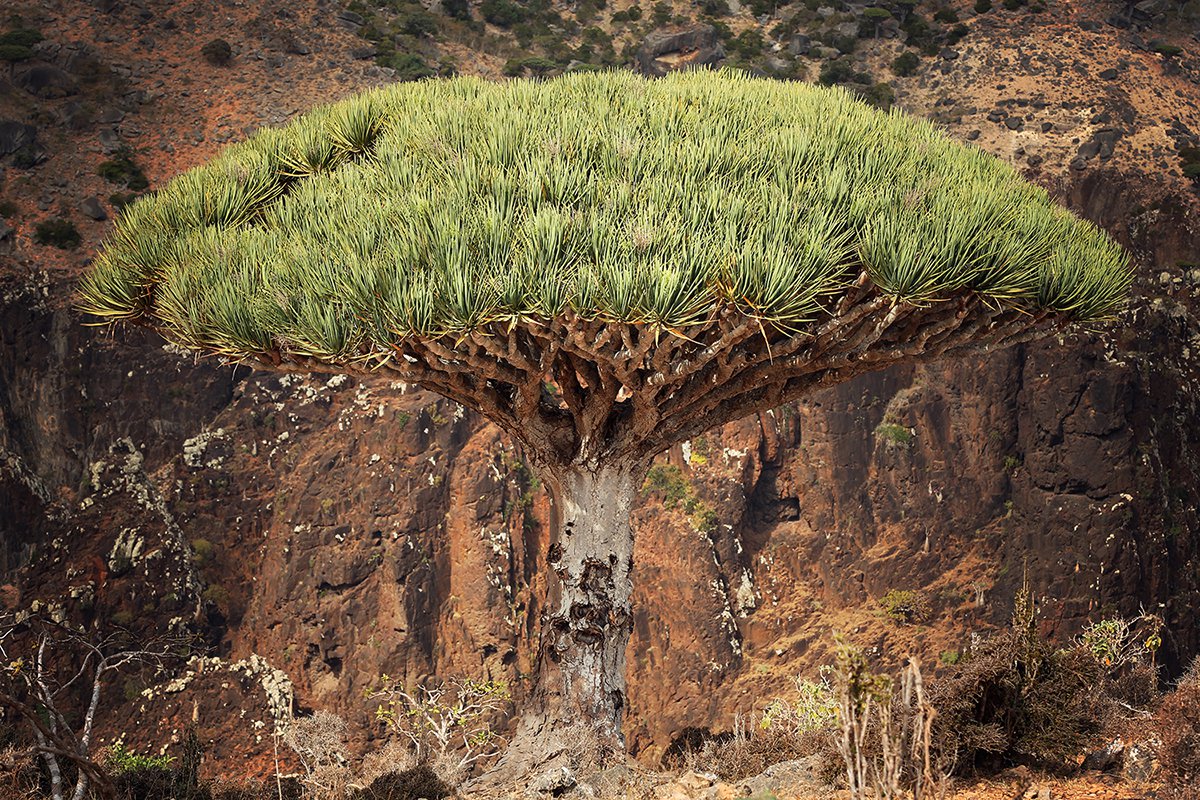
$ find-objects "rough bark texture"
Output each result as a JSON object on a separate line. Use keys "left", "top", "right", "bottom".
{"left": 477, "top": 462, "right": 645, "bottom": 787}
{"left": 541, "top": 464, "right": 642, "bottom": 739}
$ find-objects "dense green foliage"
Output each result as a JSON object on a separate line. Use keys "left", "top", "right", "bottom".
{"left": 79, "top": 71, "right": 1129, "bottom": 363}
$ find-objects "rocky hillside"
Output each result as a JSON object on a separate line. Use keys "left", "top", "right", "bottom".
{"left": 2, "top": 0, "right": 1200, "bottom": 777}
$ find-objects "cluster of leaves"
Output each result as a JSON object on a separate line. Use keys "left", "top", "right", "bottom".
{"left": 0, "top": 27, "right": 42, "bottom": 62}
{"left": 104, "top": 742, "right": 176, "bottom": 774}
{"left": 78, "top": 72, "right": 1130, "bottom": 363}
{"left": 875, "top": 423, "right": 914, "bottom": 448}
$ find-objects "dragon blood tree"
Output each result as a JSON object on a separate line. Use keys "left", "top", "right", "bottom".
{"left": 78, "top": 71, "right": 1129, "bottom": 773}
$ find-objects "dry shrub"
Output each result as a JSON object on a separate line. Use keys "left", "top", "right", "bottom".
{"left": 690, "top": 710, "right": 838, "bottom": 782}
{"left": 928, "top": 587, "right": 1101, "bottom": 773}
{"left": 357, "top": 741, "right": 416, "bottom": 787}
{"left": 1157, "top": 659, "right": 1200, "bottom": 782}
{"left": 280, "top": 710, "right": 352, "bottom": 800}
{"left": 0, "top": 746, "right": 39, "bottom": 799}
{"left": 350, "top": 765, "right": 452, "bottom": 800}
{"left": 210, "top": 779, "right": 302, "bottom": 800}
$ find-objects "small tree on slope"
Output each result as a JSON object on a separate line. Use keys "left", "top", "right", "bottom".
{"left": 78, "top": 71, "right": 1130, "bottom": 783}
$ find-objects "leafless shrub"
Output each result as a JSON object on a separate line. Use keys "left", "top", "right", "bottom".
{"left": 280, "top": 710, "right": 351, "bottom": 800}
{"left": 0, "top": 615, "right": 196, "bottom": 800}
{"left": 366, "top": 676, "right": 509, "bottom": 782}
{"left": 1157, "top": 659, "right": 1200, "bottom": 782}
{"left": 357, "top": 740, "right": 416, "bottom": 787}
{"left": 685, "top": 674, "right": 840, "bottom": 782}
{"left": 927, "top": 585, "right": 1101, "bottom": 773}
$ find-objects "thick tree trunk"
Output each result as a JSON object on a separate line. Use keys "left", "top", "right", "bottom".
{"left": 472, "top": 460, "right": 644, "bottom": 790}
{"left": 536, "top": 462, "right": 641, "bottom": 741}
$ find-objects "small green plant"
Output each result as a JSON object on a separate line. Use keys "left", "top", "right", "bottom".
{"left": 610, "top": 5, "right": 643, "bottom": 22}
{"left": 875, "top": 422, "right": 913, "bottom": 447}
{"left": 892, "top": 51, "right": 920, "bottom": 76}
{"left": 642, "top": 464, "right": 721, "bottom": 534}
{"left": 861, "top": 82, "right": 894, "bottom": 111}
{"left": 402, "top": 11, "right": 439, "bottom": 37}
{"left": 0, "top": 28, "right": 42, "bottom": 61}
{"left": 1003, "top": 454, "right": 1021, "bottom": 473}
{"left": 442, "top": 0, "right": 470, "bottom": 19}
{"left": 202, "top": 584, "right": 230, "bottom": 609}
{"left": 33, "top": 218, "right": 81, "bottom": 249}
{"left": 104, "top": 742, "right": 175, "bottom": 775}
{"left": 190, "top": 538, "right": 215, "bottom": 566}
{"left": 1077, "top": 613, "right": 1162, "bottom": 670}
{"left": 97, "top": 147, "right": 149, "bottom": 191}
{"left": 879, "top": 589, "right": 930, "bottom": 625}
{"left": 819, "top": 58, "right": 871, "bottom": 87}
{"left": 110, "top": 192, "right": 139, "bottom": 211}
{"left": 643, "top": 464, "right": 691, "bottom": 510}
{"left": 1182, "top": 147, "right": 1200, "bottom": 183}
{"left": 763, "top": 676, "right": 838, "bottom": 734}
{"left": 939, "top": 649, "right": 960, "bottom": 665}
{"left": 384, "top": 52, "right": 435, "bottom": 81}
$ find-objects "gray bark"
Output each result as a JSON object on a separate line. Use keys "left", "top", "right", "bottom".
{"left": 471, "top": 460, "right": 644, "bottom": 790}
{"left": 539, "top": 462, "right": 641, "bottom": 740}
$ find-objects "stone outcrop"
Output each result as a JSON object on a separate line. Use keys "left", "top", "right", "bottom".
{"left": 635, "top": 25, "right": 725, "bottom": 77}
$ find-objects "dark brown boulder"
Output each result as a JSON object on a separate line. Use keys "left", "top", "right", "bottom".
{"left": 635, "top": 24, "right": 725, "bottom": 77}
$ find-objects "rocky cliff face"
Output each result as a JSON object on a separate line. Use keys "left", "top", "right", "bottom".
{"left": 2, "top": 0, "right": 1199, "bottom": 776}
